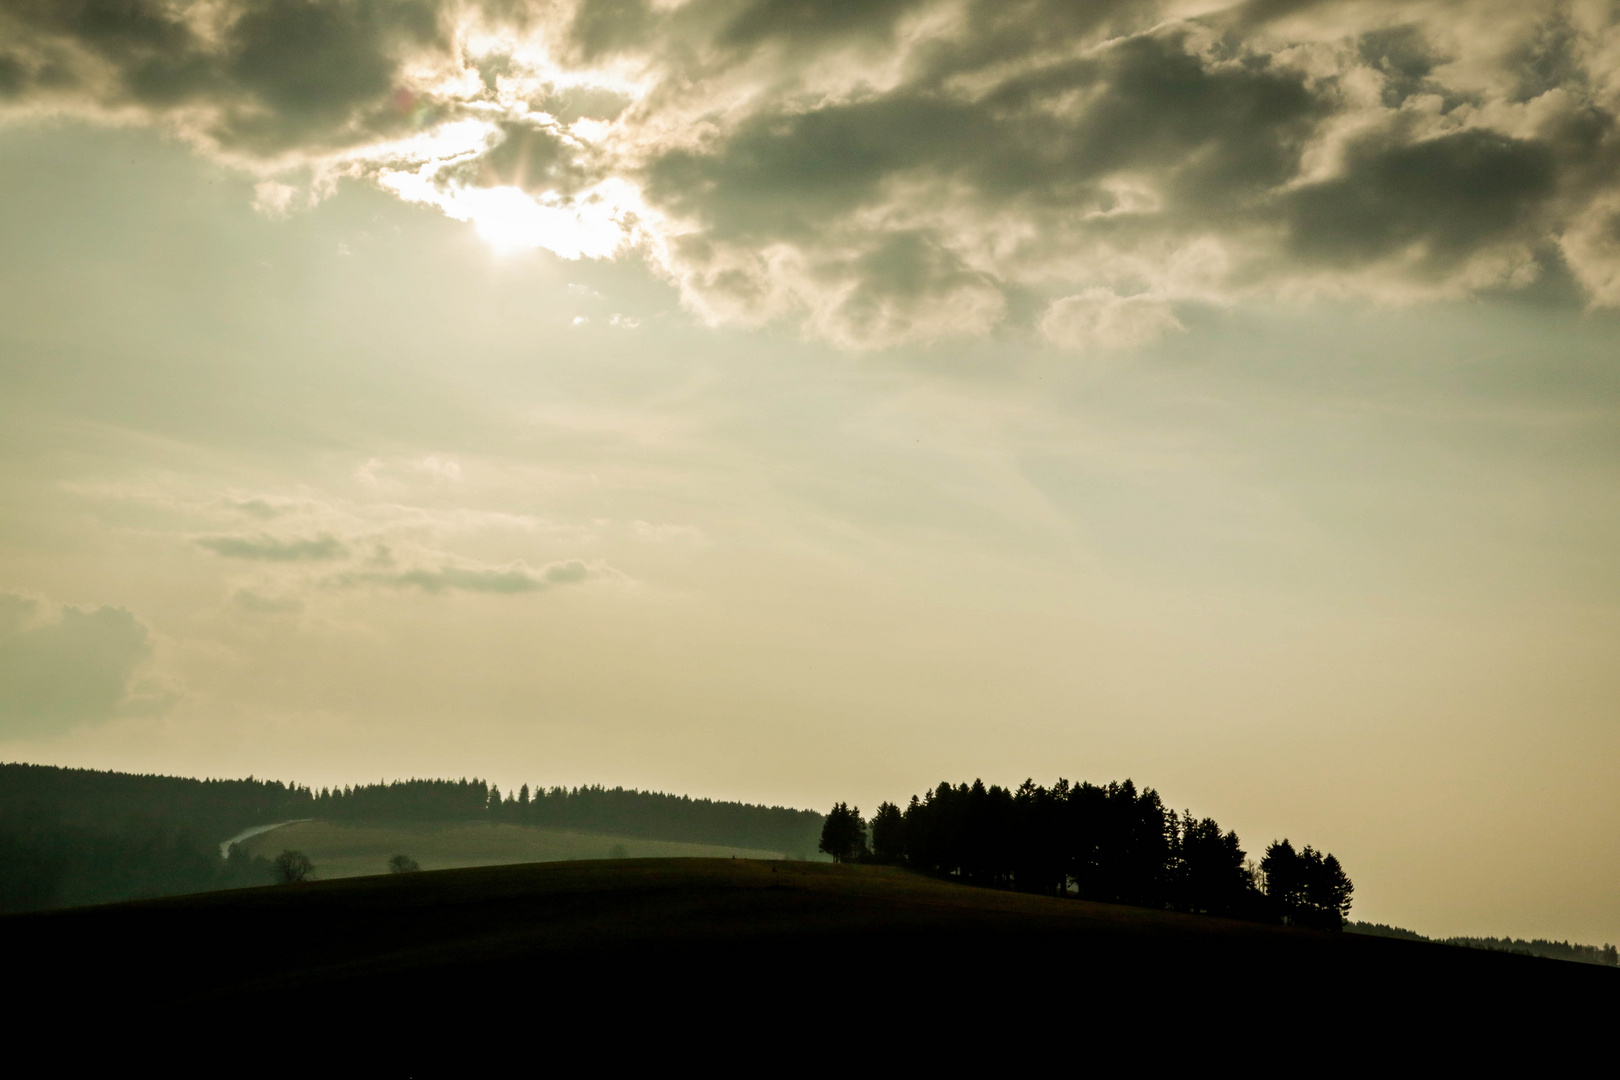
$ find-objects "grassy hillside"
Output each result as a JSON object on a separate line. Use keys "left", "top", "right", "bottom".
{"left": 5, "top": 857, "right": 1612, "bottom": 1060}
{"left": 236, "top": 819, "right": 788, "bottom": 878}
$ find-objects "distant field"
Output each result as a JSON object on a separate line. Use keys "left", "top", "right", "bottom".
{"left": 237, "top": 819, "right": 784, "bottom": 878}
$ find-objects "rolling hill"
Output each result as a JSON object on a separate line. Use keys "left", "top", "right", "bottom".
{"left": 6, "top": 858, "right": 1613, "bottom": 1062}
{"left": 232, "top": 818, "right": 787, "bottom": 877}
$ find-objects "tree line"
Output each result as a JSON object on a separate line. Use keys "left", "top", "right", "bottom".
{"left": 0, "top": 763, "right": 302, "bottom": 912}
{"left": 1348, "top": 922, "right": 1619, "bottom": 967}
{"left": 0, "top": 762, "right": 312, "bottom": 839}
{"left": 315, "top": 779, "right": 823, "bottom": 855}
{"left": 0, "top": 763, "right": 827, "bottom": 911}
{"left": 821, "top": 778, "right": 1353, "bottom": 929}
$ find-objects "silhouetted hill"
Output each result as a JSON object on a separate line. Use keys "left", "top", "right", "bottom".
{"left": 5, "top": 859, "right": 1612, "bottom": 1062}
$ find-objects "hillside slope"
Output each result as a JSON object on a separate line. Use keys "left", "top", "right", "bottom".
{"left": 7, "top": 859, "right": 1613, "bottom": 1059}
{"left": 235, "top": 819, "right": 786, "bottom": 877}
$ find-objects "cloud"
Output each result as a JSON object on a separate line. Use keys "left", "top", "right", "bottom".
{"left": 417, "top": 455, "right": 462, "bottom": 482}
{"left": 7, "top": 1, "right": 1620, "bottom": 346}
{"left": 231, "top": 588, "right": 304, "bottom": 614}
{"left": 252, "top": 179, "right": 301, "bottom": 216}
{"left": 0, "top": 593, "right": 151, "bottom": 736}
{"left": 225, "top": 497, "right": 284, "bottom": 519}
{"left": 1039, "top": 289, "right": 1184, "bottom": 352}
{"left": 353, "top": 557, "right": 599, "bottom": 594}
{"left": 197, "top": 533, "right": 348, "bottom": 560}
{"left": 0, "top": 0, "right": 449, "bottom": 154}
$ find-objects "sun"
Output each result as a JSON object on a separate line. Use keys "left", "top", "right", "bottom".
{"left": 454, "top": 185, "right": 631, "bottom": 261}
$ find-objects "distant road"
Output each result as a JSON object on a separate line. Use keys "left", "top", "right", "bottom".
{"left": 216, "top": 820, "right": 307, "bottom": 858}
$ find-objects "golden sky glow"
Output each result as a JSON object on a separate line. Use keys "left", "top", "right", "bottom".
{"left": 2, "top": 0, "right": 1619, "bottom": 944}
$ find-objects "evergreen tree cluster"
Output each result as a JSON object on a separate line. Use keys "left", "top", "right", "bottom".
{"left": 313, "top": 778, "right": 489, "bottom": 822}
{"left": 1, "top": 764, "right": 826, "bottom": 911}
{"left": 1348, "top": 922, "right": 1620, "bottom": 967}
{"left": 0, "top": 762, "right": 312, "bottom": 839}
{"left": 1257, "top": 839, "right": 1355, "bottom": 931}
{"left": 829, "top": 777, "right": 1354, "bottom": 928}
{"left": 313, "top": 777, "right": 823, "bottom": 854}
{"left": 499, "top": 782, "right": 822, "bottom": 855}
{"left": 1437, "top": 936, "right": 1619, "bottom": 967}
{"left": 0, "top": 763, "right": 296, "bottom": 912}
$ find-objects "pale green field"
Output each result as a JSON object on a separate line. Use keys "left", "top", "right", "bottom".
{"left": 238, "top": 820, "right": 783, "bottom": 880}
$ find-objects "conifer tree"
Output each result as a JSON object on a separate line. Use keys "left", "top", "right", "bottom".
{"left": 869, "top": 802, "right": 904, "bottom": 861}
{"left": 819, "top": 803, "right": 868, "bottom": 862}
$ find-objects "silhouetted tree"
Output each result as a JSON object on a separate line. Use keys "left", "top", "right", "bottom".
{"left": 387, "top": 854, "right": 419, "bottom": 874}
{"left": 1304, "top": 850, "right": 1353, "bottom": 929}
{"left": 819, "top": 803, "right": 867, "bottom": 862}
{"left": 1260, "top": 840, "right": 1353, "bottom": 928}
{"left": 869, "top": 802, "right": 905, "bottom": 861}
{"left": 273, "top": 850, "right": 314, "bottom": 884}
{"left": 842, "top": 775, "right": 1349, "bottom": 928}
{"left": 1172, "top": 813, "right": 1250, "bottom": 916}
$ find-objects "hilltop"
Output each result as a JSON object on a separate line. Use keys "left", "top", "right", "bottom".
{"left": 5, "top": 858, "right": 1612, "bottom": 1059}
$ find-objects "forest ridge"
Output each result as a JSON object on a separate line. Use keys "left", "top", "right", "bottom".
{"left": 819, "top": 778, "right": 1352, "bottom": 930}
{"left": 10, "top": 761, "right": 1617, "bottom": 970}
{"left": 0, "top": 762, "right": 820, "bottom": 911}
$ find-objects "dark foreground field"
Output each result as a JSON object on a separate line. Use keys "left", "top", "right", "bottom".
{"left": 7, "top": 858, "right": 1613, "bottom": 1064}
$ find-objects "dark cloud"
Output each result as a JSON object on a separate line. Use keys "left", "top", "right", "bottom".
{"left": 220, "top": 0, "right": 443, "bottom": 149}
{"left": 821, "top": 231, "right": 1002, "bottom": 340}
{"left": 0, "top": 52, "right": 24, "bottom": 97}
{"left": 644, "top": 27, "right": 1326, "bottom": 340}
{"left": 197, "top": 533, "right": 348, "bottom": 560}
{"left": 1229, "top": 0, "right": 1329, "bottom": 31}
{"left": 1357, "top": 25, "right": 1441, "bottom": 109}
{"left": 1286, "top": 129, "right": 1559, "bottom": 269}
{"left": 650, "top": 31, "right": 1319, "bottom": 241}
{"left": 647, "top": 94, "right": 992, "bottom": 240}
{"left": 1507, "top": 9, "right": 1583, "bottom": 104}
{"left": 0, "top": 0, "right": 450, "bottom": 152}
{"left": 0, "top": 593, "right": 150, "bottom": 736}
{"left": 718, "top": 0, "right": 924, "bottom": 50}
{"left": 5, "top": 0, "right": 1620, "bottom": 344}
{"left": 897, "top": 0, "right": 1153, "bottom": 83}
{"left": 631, "top": 6, "right": 1620, "bottom": 340}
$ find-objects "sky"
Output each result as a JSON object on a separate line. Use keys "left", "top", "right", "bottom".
{"left": 2, "top": 0, "right": 1619, "bottom": 943}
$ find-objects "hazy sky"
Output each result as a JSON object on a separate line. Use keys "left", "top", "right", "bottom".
{"left": 3, "top": 0, "right": 1619, "bottom": 942}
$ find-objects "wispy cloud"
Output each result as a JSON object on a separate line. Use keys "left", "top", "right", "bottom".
{"left": 197, "top": 534, "right": 349, "bottom": 561}
{"left": 344, "top": 557, "right": 601, "bottom": 594}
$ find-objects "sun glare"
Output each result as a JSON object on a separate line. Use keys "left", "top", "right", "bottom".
{"left": 379, "top": 167, "right": 631, "bottom": 261}
{"left": 462, "top": 186, "right": 613, "bottom": 259}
